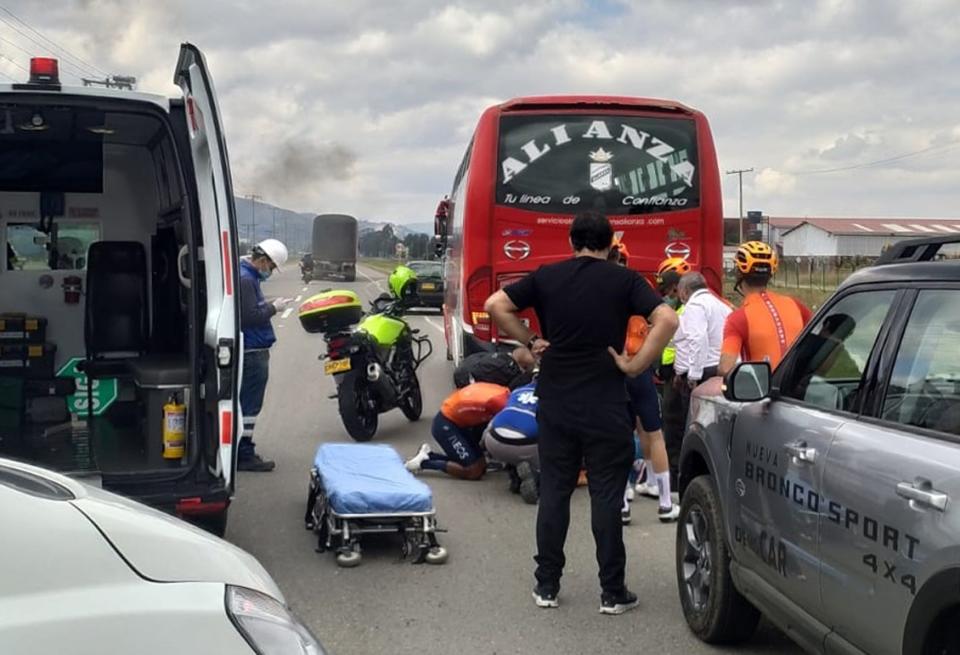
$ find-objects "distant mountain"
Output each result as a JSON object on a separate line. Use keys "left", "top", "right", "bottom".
{"left": 403, "top": 222, "right": 435, "bottom": 236}
{"left": 358, "top": 220, "right": 432, "bottom": 237}
{"left": 232, "top": 197, "right": 431, "bottom": 253}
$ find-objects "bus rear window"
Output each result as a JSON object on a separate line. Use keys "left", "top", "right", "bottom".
{"left": 497, "top": 114, "right": 699, "bottom": 215}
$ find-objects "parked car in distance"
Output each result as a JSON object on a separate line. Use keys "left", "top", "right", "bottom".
{"left": 407, "top": 260, "right": 444, "bottom": 308}
{"left": 0, "top": 457, "right": 326, "bottom": 655}
{"left": 676, "top": 235, "right": 960, "bottom": 655}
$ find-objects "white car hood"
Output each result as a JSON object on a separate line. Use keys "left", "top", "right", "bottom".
{"left": 0, "top": 456, "right": 282, "bottom": 603}
{"left": 71, "top": 487, "right": 284, "bottom": 602}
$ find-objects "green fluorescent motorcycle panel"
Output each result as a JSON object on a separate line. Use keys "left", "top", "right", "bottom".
{"left": 359, "top": 313, "right": 406, "bottom": 346}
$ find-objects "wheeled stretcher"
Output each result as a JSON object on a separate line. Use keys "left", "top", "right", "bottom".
{"left": 304, "top": 443, "right": 448, "bottom": 567}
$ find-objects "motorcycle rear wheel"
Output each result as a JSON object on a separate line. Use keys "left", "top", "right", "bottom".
{"left": 338, "top": 369, "right": 379, "bottom": 441}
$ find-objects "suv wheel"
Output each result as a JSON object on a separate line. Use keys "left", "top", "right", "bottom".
{"left": 923, "top": 606, "right": 960, "bottom": 655}
{"left": 676, "top": 475, "right": 760, "bottom": 644}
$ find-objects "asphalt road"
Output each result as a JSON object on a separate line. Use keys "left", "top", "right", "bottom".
{"left": 227, "top": 265, "right": 802, "bottom": 655}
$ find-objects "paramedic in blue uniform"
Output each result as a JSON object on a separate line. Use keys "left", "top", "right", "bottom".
{"left": 485, "top": 210, "right": 678, "bottom": 615}
{"left": 483, "top": 381, "right": 541, "bottom": 503}
{"left": 238, "top": 238, "right": 289, "bottom": 472}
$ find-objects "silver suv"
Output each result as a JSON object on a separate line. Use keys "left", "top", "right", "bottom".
{"left": 676, "top": 236, "right": 960, "bottom": 655}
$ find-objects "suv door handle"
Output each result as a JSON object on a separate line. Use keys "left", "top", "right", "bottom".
{"left": 896, "top": 480, "right": 948, "bottom": 511}
{"left": 784, "top": 442, "right": 817, "bottom": 464}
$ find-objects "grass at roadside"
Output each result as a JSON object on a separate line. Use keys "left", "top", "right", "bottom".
{"left": 359, "top": 257, "right": 404, "bottom": 274}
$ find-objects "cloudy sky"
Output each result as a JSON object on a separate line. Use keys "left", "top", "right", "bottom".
{"left": 2, "top": 0, "right": 958, "bottom": 223}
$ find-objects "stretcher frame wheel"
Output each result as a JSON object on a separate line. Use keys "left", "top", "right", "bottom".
{"left": 425, "top": 546, "right": 448, "bottom": 565}
{"left": 336, "top": 548, "right": 362, "bottom": 568}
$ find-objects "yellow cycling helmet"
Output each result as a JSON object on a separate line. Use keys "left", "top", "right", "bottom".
{"left": 734, "top": 241, "right": 778, "bottom": 276}
{"left": 657, "top": 257, "right": 692, "bottom": 277}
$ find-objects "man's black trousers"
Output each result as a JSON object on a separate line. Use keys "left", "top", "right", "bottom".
{"left": 534, "top": 400, "right": 634, "bottom": 594}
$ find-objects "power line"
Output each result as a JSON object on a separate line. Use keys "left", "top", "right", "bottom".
{"left": 0, "top": 15, "right": 99, "bottom": 77}
{"left": 0, "top": 51, "right": 27, "bottom": 74}
{"left": 791, "top": 141, "right": 960, "bottom": 176}
{"left": 0, "top": 32, "right": 87, "bottom": 81}
{"left": 0, "top": 4, "right": 107, "bottom": 77}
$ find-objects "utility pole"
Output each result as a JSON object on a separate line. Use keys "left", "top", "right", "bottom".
{"left": 243, "top": 193, "right": 261, "bottom": 243}
{"left": 725, "top": 168, "right": 754, "bottom": 243}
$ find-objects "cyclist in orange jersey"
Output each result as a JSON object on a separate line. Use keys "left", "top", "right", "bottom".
{"left": 718, "top": 241, "right": 812, "bottom": 377}
{"left": 404, "top": 382, "right": 510, "bottom": 480}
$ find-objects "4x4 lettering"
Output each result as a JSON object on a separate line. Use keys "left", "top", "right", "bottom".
{"left": 862, "top": 553, "right": 917, "bottom": 596}
{"left": 883, "top": 560, "right": 897, "bottom": 582}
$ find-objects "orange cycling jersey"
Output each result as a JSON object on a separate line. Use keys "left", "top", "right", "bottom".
{"left": 440, "top": 382, "right": 510, "bottom": 428}
{"left": 624, "top": 316, "right": 649, "bottom": 357}
{"left": 722, "top": 290, "right": 812, "bottom": 370}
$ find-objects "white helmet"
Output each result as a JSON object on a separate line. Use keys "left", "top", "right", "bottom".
{"left": 254, "top": 238, "right": 288, "bottom": 271}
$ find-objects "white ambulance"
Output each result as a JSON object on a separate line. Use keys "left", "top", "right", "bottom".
{"left": 0, "top": 44, "right": 241, "bottom": 535}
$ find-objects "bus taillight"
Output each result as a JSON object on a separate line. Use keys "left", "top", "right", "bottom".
{"left": 465, "top": 267, "right": 492, "bottom": 337}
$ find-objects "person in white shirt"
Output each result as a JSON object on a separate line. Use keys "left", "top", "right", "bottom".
{"left": 672, "top": 271, "right": 733, "bottom": 391}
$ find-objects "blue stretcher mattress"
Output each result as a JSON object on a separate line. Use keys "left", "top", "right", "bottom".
{"left": 314, "top": 443, "right": 434, "bottom": 515}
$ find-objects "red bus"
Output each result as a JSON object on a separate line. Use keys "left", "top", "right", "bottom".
{"left": 439, "top": 95, "right": 723, "bottom": 363}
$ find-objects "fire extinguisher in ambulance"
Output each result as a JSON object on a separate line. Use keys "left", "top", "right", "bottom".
{"left": 62, "top": 275, "right": 82, "bottom": 304}
{"left": 162, "top": 393, "right": 186, "bottom": 460}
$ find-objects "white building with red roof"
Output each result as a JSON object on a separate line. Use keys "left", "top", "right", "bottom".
{"left": 778, "top": 218, "right": 960, "bottom": 257}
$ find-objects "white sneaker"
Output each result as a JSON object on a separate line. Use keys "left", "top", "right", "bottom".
{"left": 635, "top": 481, "right": 659, "bottom": 498}
{"left": 404, "top": 443, "right": 432, "bottom": 472}
{"left": 625, "top": 486, "right": 636, "bottom": 502}
{"left": 658, "top": 504, "right": 681, "bottom": 523}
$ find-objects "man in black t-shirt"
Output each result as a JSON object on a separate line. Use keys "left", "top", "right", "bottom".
{"left": 485, "top": 211, "right": 678, "bottom": 614}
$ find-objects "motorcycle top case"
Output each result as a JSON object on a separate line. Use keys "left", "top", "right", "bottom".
{"left": 298, "top": 290, "right": 363, "bottom": 333}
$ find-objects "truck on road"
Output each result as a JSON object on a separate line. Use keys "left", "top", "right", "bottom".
{"left": 311, "top": 214, "right": 357, "bottom": 281}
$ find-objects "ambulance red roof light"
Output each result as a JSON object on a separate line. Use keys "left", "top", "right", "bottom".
{"left": 29, "top": 57, "right": 59, "bottom": 84}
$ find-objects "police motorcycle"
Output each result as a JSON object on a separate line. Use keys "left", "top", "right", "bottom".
{"left": 297, "top": 266, "right": 432, "bottom": 441}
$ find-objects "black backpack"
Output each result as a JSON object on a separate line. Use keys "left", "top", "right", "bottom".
{"left": 453, "top": 352, "right": 531, "bottom": 390}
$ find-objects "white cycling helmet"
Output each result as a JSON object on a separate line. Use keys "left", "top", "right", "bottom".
{"left": 254, "top": 238, "right": 288, "bottom": 271}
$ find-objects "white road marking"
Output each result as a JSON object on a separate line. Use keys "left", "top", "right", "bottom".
{"left": 360, "top": 268, "right": 386, "bottom": 293}
{"left": 281, "top": 307, "right": 294, "bottom": 319}
{"left": 302, "top": 286, "right": 308, "bottom": 292}
{"left": 424, "top": 317, "right": 445, "bottom": 333}
{"left": 294, "top": 295, "right": 302, "bottom": 302}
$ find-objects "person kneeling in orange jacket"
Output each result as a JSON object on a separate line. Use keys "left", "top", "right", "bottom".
{"left": 404, "top": 382, "right": 510, "bottom": 480}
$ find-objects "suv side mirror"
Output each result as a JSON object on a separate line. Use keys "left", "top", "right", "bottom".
{"left": 723, "top": 362, "right": 771, "bottom": 402}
